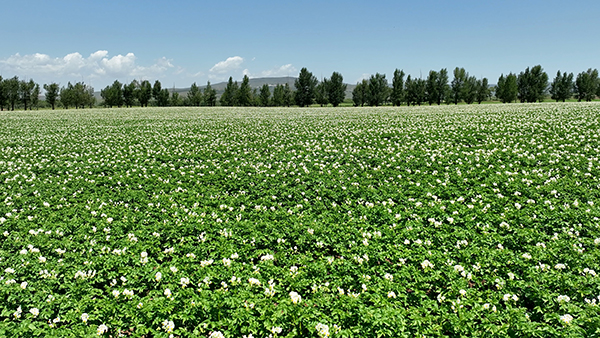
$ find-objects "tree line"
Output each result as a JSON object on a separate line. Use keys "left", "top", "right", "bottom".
{"left": 1, "top": 65, "right": 600, "bottom": 110}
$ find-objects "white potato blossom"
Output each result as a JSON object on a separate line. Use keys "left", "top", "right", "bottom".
{"left": 560, "top": 314, "right": 573, "bottom": 325}
{"left": 162, "top": 319, "right": 175, "bottom": 333}
{"left": 290, "top": 291, "right": 302, "bottom": 304}
{"left": 97, "top": 324, "right": 108, "bottom": 335}
{"left": 209, "top": 331, "right": 225, "bottom": 338}
{"left": 81, "top": 313, "right": 89, "bottom": 323}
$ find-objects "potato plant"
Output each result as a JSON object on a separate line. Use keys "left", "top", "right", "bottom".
{"left": 0, "top": 104, "right": 599, "bottom": 337}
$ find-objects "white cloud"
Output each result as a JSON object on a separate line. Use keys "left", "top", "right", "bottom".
{"left": 259, "top": 64, "right": 297, "bottom": 78}
{"left": 209, "top": 56, "right": 244, "bottom": 74}
{"left": 356, "top": 73, "right": 371, "bottom": 82}
{"left": 0, "top": 50, "right": 175, "bottom": 86}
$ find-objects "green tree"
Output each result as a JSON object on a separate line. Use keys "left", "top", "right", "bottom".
{"left": 550, "top": 71, "right": 574, "bottom": 102}
{"left": 157, "top": 88, "right": 170, "bottom": 107}
{"left": 426, "top": 70, "right": 439, "bottom": 105}
{"left": 475, "top": 78, "right": 490, "bottom": 104}
{"left": 259, "top": 84, "right": 271, "bottom": 107}
{"left": 282, "top": 83, "right": 293, "bottom": 107}
{"left": 315, "top": 80, "right": 329, "bottom": 107}
{"left": 462, "top": 75, "right": 477, "bottom": 104}
{"left": 123, "top": 81, "right": 137, "bottom": 107}
{"left": 170, "top": 91, "right": 182, "bottom": 106}
{"left": 101, "top": 80, "right": 124, "bottom": 108}
{"left": 391, "top": 69, "right": 405, "bottom": 106}
{"left": 327, "top": 72, "right": 347, "bottom": 107}
{"left": 152, "top": 80, "right": 162, "bottom": 103}
{"left": 203, "top": 81, "right": 217, "bottom": 106}
{"left": 294, "top": 68, "right": 318, "bottom": 107}
{"left": 352, "top": 79, "right": 369, "bottom": 107}
{"left": 496, "top": 73, "right": 518, "bottom": 103}
{"left": 236, "top": 75, "right": 253, "bottom": 106}
{"left": 436, "top": 68, "right": 450, "bottom": 105}
{"left": 272, "top": 84, "right": 284, "bottom": 106}
{"left": 367, "top": 73, "right": 388, "bottom": 106}
{"left": 43, "top": 83, "right": 60, "bottom": 110}
{"left": 19, "top": 79, "right": 36, "bottom": 110}
{"left": 518, "top": 65, "right": 548, "bottom": 103}
{"left": 187, "top": 82, "right": 202, "bottom": 106}
{"left": 137, "top": 80, "right": 152, "bottom": 107}
{"left": 31, "top": 83, "right": 40, "bottom": 110}
{"left": 60, "top": 83, "right": 74, "bottom": 109}
{"left": 451, "top": 67, "right": 467, "bottom": 104}
{"left": 575, "top": 69, "right": 598, "bottom": 102}
{"left": 0, "top": 76, "right": 7, "bottom": 111}
{"left": 6, "top": 76, "right": 20, "bottom": 111}
{"left": 220, "top": 77, "right": 239, "bottom": 106}
{"left": 405, "top": 76, "right": 426, "bottom": 106}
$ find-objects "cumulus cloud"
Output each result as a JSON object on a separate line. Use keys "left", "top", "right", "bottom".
{"left": 209, "top": 56, "right": 244, "bottom": 74}
{"left": 356, "top": 73, "right": 371, "bottom": 82}
{"left": 259, "top": 64, "right": 297, "bottom": 78}
{"left": 0, "top": 50, "right": 175, "bottom": 86}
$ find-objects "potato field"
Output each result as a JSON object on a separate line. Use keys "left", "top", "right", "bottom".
{"left": 1, "top": 104, "right": 599, "bottom": 337}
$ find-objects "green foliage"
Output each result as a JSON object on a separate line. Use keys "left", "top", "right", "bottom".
{"left": 550, "top": 71, "right": 574, "bottom": 102}
{"left": 352, "top": 79, "right": 369, "bottom": 107}
{"left": 220, "top": 77, "right": 239, "bottom": 107}
{"left": 436, "top": 68, "right": 450, "bottom": 105}
{"left": 367, "top": 73, "right": 389, "bottom": 107}
{"left": 294, "top": 68, "right": 318, "bottom": 107}
{"left": 188, "top": 82, "right": 203, "bottom": 107}
{"left": 204, "top": 81, "right": 217, "bottom": 107}
{"left": 517, "top": 65, "right": 548, "bottom": 103}
{"left": 327, "top": 72, "right": 347, "bottom": 107}
{"left": 137, "top": 80, "right": 153, "bottom": 107}
{"left": 405, "top": 75, "right": 426, "bottom": 106}
{"left": 0, "top": 104, "right": 599, "bottom": 337}
{"left": 5, "top": 76, "right": 20, "bottom": 111}
{"left": 236, "top": 75, "right": 253, "bottom": 107}
{"left": 391, "top": 69, "right": 405, "bottom": 106}
{"left": 152, "top": 80, "right": 162, "bottom": 102}
{"left": 123, "top": 81, "right": 138, "bottom": 108}
{"left": 426, "top": 70, "right": 439, "bottom": 105}
{"left": 18, "top": 79, "right": 37, "bottom": 111}
{"left": 574, "top": 69, "right": 598, "bottom": 102}
{"left": 101, "top": 81, "right": 124, "bottom": 108}
{"left": 462, "top": 75, "right": 477, "bottom": 105}
{"left": 496, "top": 73, "right": 518, "bottom": 103}
{"left": 259, "top": 84, "right": 271, "bottom": 107}
{"left": 475, "top": 78, "right": 490, "bottom": 104}
{"left": 451, "top": 67, "right": 467, "bottom": 104}
{"left": 315, "top": 80, "right": 329, "bottom": 107}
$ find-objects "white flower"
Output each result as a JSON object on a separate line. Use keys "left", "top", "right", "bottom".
{"left": 123, "top": 289, "right": 134, "bottom": 298}
{"left": 290, "top": 291, "right": 302, "bottom": 304}
{"left": 162, "top": 319, "right": 175, "bottom": 333}
{"left": 209, "top": 331, "right": 225, "bottom": 338}
{"left": 559, "top": 314, "right": 573, "bottom": 325}
{"left": 307, "top": 228, "right": 314, "bottom": 235}
{"left": 388, "top": 291, "right": 396, "bottom": 298}
{"left": 170, "top": 266, "right": 178, "bottom": 273}
{"left": 261, "top": 254, "right": 274, "bottom": 261}
{"left": 5, "top": 268, "right": 15, "bottom": 273}
{"left": 522, "top": 253, "right": 532, "bottom": 260}
{"left": 557, "top": 295, "right": 570, "bottom": 303}
{"left": 384, "top": 273, "right": 393, "bottom": 281}
{"left": 271, "top": 326, "right": 283, "bottom": 334}
{"left": 222, "top": 258, "right": 231, "bottom": 266}
{"left": 112, "top": 290, "right": 120, "bottom": 298}
{"left": 155, "top": 272, "right": 162, "bottom": 282}
{"left": 164, "top": 288, "right": 172, "bottom": 299}
{"left": 29, "top": 308, "right": 39, "bottom": 317}
{"left": 81, "top": 313, "right": 89, "bottom": 323}
{"left": 180, "top": 277, "right": 190, "bottom": 288}
{"left": 421, "top": 260, "right": 434, "bottom": 269}
{"left": 316, "top": 323, "right": 330, "bottom": 338}
{"left": 96, "top": 324, "right": 108, "bottom": 336}
{"left": 20, "top": 282, "right": 28, "bottom": 289}
{"left": 248, "top": 278, "right": 261, "bottom": 286}
{"left": 459, "top": 289, "right": 467, "bottom": 297}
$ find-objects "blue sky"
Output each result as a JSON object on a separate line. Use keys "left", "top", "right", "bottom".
{"left": 1, "top": 0, "right": 599, "bottom": 90}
